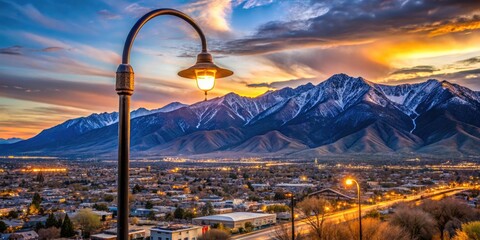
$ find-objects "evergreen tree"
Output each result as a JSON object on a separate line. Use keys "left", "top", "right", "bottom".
{"left": 0, "top": 221, "right": 7, "bottom": 233}
{"left": 28, "top": 192, "right": 42, "bottom": 215}
{"left": 36, "top": 172, "right": 44, "bottom": 182}
{"left": 35, "top": 222, "right": 45, "bottom": 231}
{"left": 56, "top": 217, "right": 63, "bottom": 228}
{"left": 32, "top": 192, "right": 42, "bottom": 207}
{"left": 61, "top": 214, "right": 75, "bottom": 238}
{"left": 132, "top": 184, "right": 143, "bottom": 194}
{"left": 45, "top": 213, "right": 58, "bottom": 228}
{"left": 201, "top": 202, "right": 215, "bottom": 216}
{"left": 174, "top": 207, "right": 185, "bottom": 219}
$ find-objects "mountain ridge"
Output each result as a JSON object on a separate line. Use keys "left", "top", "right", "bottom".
{"left": 1, "top": 73, "right": 479, "bottom": 159}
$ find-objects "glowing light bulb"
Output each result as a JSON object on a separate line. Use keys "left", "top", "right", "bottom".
{"left": 195, "top": 69, "right": 216, "bottom": 91}
{"left": 346, "top": 179, "right": 353, "bottom": 185}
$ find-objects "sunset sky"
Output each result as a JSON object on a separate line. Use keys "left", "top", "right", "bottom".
{"left": 1, "top": 0, "right": 480, "bottom": 139}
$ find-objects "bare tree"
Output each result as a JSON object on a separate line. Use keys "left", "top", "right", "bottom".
{"left": 296, "top": 196, "right": 331, "bottom": 240}
{"left": 199, "top": 229, "right": 231, "bottom": 240}
{"left": 421, "top": 198, "right": 474, "bottom": 240}
{"left": 390, "top": 206, "right": 435, "bottom": 240}
{"left": 271, "top": 223, "right": 303, "bottom": 240}
{"left": 38, "top": 227, "right": 60, "bottom": 240}
{"left": 344, "top": 218, "right": 411, "bottom": 240}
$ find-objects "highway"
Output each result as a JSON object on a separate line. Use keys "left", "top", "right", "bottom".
{"left": 232, "top": 187, "right": 469, "bottom": 240}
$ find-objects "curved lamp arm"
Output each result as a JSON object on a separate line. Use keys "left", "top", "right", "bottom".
{"left": 115, "top": 8, "right": 208, "bottom": 96}
{"left": 121, "top": 8, "right": 207, "bottom": 64}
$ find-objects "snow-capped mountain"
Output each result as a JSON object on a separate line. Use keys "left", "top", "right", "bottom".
{"left": 0, "top": 138, "right": 23, "bottom": 144}
{"left": 1, "top": 74, "right": 479, "bottom": 158}
{"left": 2, "top": 102, "right": 186, "bottom": 153}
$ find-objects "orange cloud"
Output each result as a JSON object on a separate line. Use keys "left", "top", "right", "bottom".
{"left": 429, "top": 19, "right": 480, "bottom": 37}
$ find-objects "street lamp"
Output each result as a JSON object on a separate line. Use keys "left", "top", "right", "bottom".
{"left": 285, "top": 192, "right": 295, "bottom": 240}
{"left": 115, "top": 8, "right": 233, "bottom": 240}
{"left": 346, "top": 178, "right": 362, "bottom": 240}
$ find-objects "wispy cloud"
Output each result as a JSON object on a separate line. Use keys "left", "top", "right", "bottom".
{"left": 0, "top": 46, "right": 23, "bottom": 55}
{"left": 391, "top": 66, "right": 439, "bottom": 75}
{"left": 246, "top": 77, "right": 316, "bottom": 89}
{"left": 97, "top": 9, "right": 121, "bottom": 20}
{"left": 456, "top": 56, "right": 480, "bottom": 66}
{"left": 234, "top": 0, "right": 275, "bottom": 9}
{"left": 383, "top": 55, "right": 480, "bottom": 90}
{"left": 183, "top": 0, "right": 233, "bottom": 37}
{"left": 124, "top": 3, "right": 152, "bottom": 17}
{"left": 22, "top": 32, "right": 120, "bottom": 64}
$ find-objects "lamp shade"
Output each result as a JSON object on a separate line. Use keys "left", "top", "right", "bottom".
{"left": 178, "top": 52, "right": 233, "bottom": 79}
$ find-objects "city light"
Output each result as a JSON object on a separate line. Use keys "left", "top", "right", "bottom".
{"left": 21, "top": 168, "right": 67, "bottom": 172}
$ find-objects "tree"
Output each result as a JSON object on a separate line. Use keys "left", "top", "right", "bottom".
{"left": 421, "top": 198, "right": 474, "bottom": 240}
{"left": 364, "top": 209, "right": 381, "bottom": 219}
{"left": 274, "top": 192, "right": 286, "bottom": 200}
{"left": 266, "top": 205, "right": 290, "bottom": 213}
{"left": 45, "top": 213, "right": 58, "bottom": 228}
{"left": 174, "top": 207, "right": 185, "bottom": 219}
{"left": 199, "top": 229, "right": 231, "bottom": 240}
{"left": 244, "top": 222, "right": 254, "bottom": 232}
{"left": 61, "top": 214, "right": 75, "bottom": 238}
{"left": 35, "top": 222, "right": 45, "bottom": 231}
{"left": 452, "top": 221, "right": 480, "bottom": 240}
{"left": 131, "top": 217, "right": 139, "bottom": 225}
{"left": 7, "top": 210, "right": 18, "bottom": 219}
{"left": 72, "top": 209, "right": 101, "bottom": 238}
{"left": 201, "top": 202, "right": 215, "bottom": 216}
{"left": 103, "top": 195, "right": 114, "bottom": 202}
{"left": 0, "top": 221, "right": 7, "bottom": 233}
{"left": 145, "top": 201, "right": 153, "bottom": 209}
{"left": 147, "top": 211, "right": 156, "bottom": 221}
{"left": 271, "top": 222, "right": 303, "bottom": 240}
{"left": 183, "top": 209, "right": 196, "bottom": 220}
{"left": 56, "top": 216, "right": 63, "bottom": 228}
{"left": 29, "top": 192, "right": 42, "bottom": 214}
{"left": 132, "top": 184, "right": 143, "bottom": 194}
{"left": 38, "top": 227, "right": 60, "bottom": 240}
{"left": 297, "top": 196, "right": 331, "bottom": 239}
{"left": 32, "top": 192, "right": 42, "bottom": 206}
{"left": 390, "top": 206, "right": 435, "bottom": 240}
{"left": 342, "top": 218, "right": 410, "bottom": 240}
{"left": 36, "top": 172, "right": 44, "bottom": 183}
{"left": 93, "top": 203, "right": 108, "bottom": 211}
{"left": 247, "top": 182, "right": 254, "bottom": 191}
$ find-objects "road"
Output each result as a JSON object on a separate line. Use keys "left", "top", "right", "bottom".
{"left": 232, "top": 187, "right": 469, "bottom": 240}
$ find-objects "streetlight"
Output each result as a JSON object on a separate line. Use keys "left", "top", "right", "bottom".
{"left": 285, "top": 192, "right": 295, "bottom": 240}
{"left": 115, "top": 8, "right": 233, "bottom": 240}
{"left": 346, "top": 178, "right": 362, "bottom": 240}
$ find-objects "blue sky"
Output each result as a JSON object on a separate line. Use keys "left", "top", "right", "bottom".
{"left": 1, "top": 0, "right": 480, "bottom": 138}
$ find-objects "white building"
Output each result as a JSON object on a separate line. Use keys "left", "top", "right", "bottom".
{"left": 150, "top": 225, "right": 204, "bottom": 240}
{"left": 192, "top": 212, "right": 276, "bottom": 230}
{"left": 8, "top": 230, "right": 39, "bottom": 240}
{"left": 90, "top": 228, "right": 145, "bottom": 240}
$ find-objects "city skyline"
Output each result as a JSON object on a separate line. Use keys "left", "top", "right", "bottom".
{"left": 1, "top": 0, "right": 480, "bottom": 138}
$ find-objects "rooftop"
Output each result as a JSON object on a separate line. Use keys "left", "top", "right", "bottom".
{"left": 193, "top": 212, "right": 276, "bottom": 222}
{"left": 151, "top": 224, "right": 202, "bottom": 232}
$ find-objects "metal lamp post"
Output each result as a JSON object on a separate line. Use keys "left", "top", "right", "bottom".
{"left": 285, "top": 192, "right": 295, "bottom": 240}
{"left": 115, "top": 8, "right": 233, "bottom": 239}
{"left": 346, "top": 178, "right": 362, "bottom": 240}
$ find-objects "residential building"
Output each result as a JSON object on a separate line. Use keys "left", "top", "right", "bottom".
{"left": 150, "top": 225, "right": 204, "bottom": 240}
